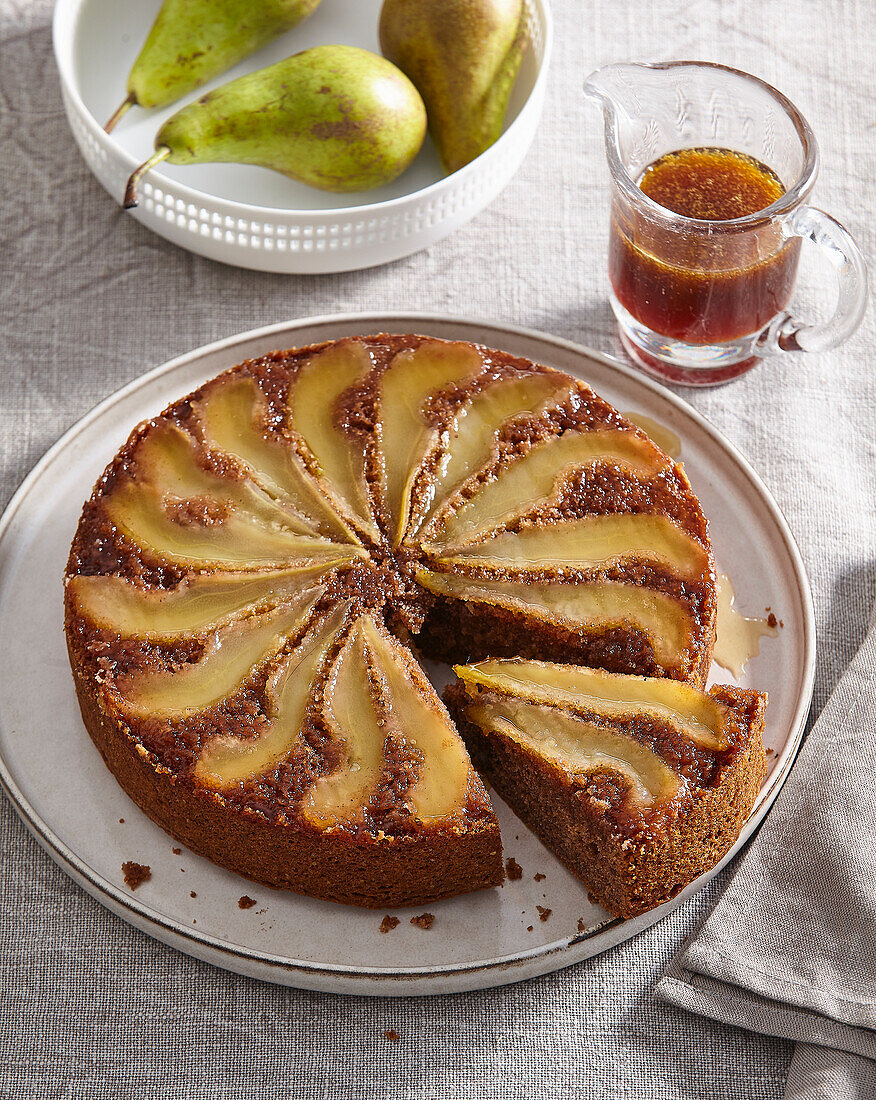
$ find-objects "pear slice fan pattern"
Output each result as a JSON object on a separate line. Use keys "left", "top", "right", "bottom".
{"left": 65, "top": 334, "right": 757, "bottom": 913}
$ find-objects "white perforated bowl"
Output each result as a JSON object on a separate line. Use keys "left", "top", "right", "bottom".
{"left": 53, "top": 0, "right": 552, "bottom": 273}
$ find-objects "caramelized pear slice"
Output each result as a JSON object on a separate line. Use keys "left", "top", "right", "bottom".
{"left": 129, "top": 422, "right": 314, "bottom": 534}
{"left": 192, "top": 376, "right": 358, "bottom": 543}
{"left": 300, "top": 622, "right": 386, "bottom": 827}
{"left": 376, "top": 341, "right": 484, "bottom": 545}
{"left": 104, "top": 478, "right": 362, "bottom": 571}
{"left": 115, "top": 595, "right": 323, "bottom": 718}
{"left": 195, "top": 602, "right": 351, "bottom": 788}
{"left": 68, "top": 566, "right": 337, "bottom": 641}
{"left": 438, "top": 514, "right": 709, "bottom": 581}
{"left": 429, "top": 429, "right": 668, "bottom": 550}
{"left": 289, "top": 341, "right": 380, "bottom": 541}
{"left": 413, "top": 371, "right": 577, "bottom": 537}
{"left": 465, "top": 696, "right": 682, "bottom": 806}
{"left": 456, "top": 659, "right": 727, "bottom": 749}
{"left": 416, "top": 568, "right": 694, "bottom": 672}
{"left": 362, "top": 617, "right": 472, "bottom": 823}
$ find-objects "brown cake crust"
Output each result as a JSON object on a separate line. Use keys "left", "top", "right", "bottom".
{"left": 446, "top": 682, "right": 767, "bottom": 919}
{"left": 64, "top": 333, "right": 727, "bottom": 911}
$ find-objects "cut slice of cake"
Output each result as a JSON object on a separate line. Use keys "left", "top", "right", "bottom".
{"left": 446, "top": 658, "right": 767, "bottom": 918}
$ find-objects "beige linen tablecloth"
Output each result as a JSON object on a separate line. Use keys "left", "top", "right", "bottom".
{"left": 1, "top": 0, "right": 873, "bottom": 1096}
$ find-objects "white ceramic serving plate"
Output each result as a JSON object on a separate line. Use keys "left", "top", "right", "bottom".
{"left": 53, "top": 0, "right": 551, "bottom": 273}
{"left": 0, "top": 314, "right": 814, "bottom": 996}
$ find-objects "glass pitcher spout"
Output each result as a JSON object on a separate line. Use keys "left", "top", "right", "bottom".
{"left": 583, "top": 63, "right": 667, "bottom": 196}
{"left": 583, "top": 61, "right": 659, "bottom": 125}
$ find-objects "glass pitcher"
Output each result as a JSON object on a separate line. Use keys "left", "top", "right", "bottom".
{"left": 584, "top": 61, "right": 868, "bottom": 385}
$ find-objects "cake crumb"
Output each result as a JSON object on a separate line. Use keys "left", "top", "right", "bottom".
{"left": 534, "top": 873, "right": 546, "bottom": 882}
{"left": 383, "top": 1029, "right": 400, "bottom": 1042}
{"left": 537, "top": 905, "right": 552, "bottom": 922}
{"left": 190, "top": 891, "right": 197, "bottom": 898}
{"left": 577, "top": 918, "right": 587, "bottom": 933}
{"left": 506, "top": 857, "right": 523, "bottom": 881}
{"left": 767, "top": 612, "right": 777, "bottom": 628}
{"left": 238, "top": 895, "right": 257, "bottom": 910}
{"left": 380, "top": 915, "right": 400, "bottom": 933}
{"left": 410, "top": 913, "right": 435, "bottom": 930}
{"left": 118, "top": 818, "right": 125, "bottom": 824}
{"left": 172, "top": 847, "right": 181, "bottom": 855}
{"left": 766, "top": 747, "right": 775, "bottom": 757}
{"left": 122, "top": 861, "right": 150, "bottom": 890}
{"left": 526, "top": 925, "right": 534, "bottom": 932}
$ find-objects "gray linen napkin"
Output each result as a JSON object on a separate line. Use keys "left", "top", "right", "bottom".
{"left": 657, "top": 599, "right": 876, "bottom": 1098}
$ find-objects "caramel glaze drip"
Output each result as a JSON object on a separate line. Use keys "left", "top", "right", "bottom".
{"left": 713, "top": 572, "right": 778, "bottom": 677}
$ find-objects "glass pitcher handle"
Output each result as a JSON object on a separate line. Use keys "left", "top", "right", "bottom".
{"left": 757, "top": 206, "right": 868, "bottom": 356}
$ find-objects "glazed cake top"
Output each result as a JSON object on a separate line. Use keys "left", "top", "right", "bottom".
{"left": 65, "top": 334, "right": 716, "bottom": 836}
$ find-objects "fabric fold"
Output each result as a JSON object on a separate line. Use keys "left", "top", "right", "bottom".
{"left": 784, "top": 1045, "right": 876, "bottom": 1100}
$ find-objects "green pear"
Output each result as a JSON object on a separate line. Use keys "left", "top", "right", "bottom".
{"left": 379, "top": 0, "right": 528, "bottom": 174}
{"left": 105, "top": 0, "right": 324, "bottom": 131}
{"left": 123, "top": 45, "right": 427, "bottom": 206}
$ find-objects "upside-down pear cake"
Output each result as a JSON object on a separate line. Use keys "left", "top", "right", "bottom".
{"left": 64, "top": 334, "right": 766, "bottom": 913}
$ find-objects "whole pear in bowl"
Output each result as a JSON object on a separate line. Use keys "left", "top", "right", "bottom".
{"left": 106, "top": 0, "right": 324, "bottom": 131}
{"left": 379, "top": 0, "right": 528, "bottom": 174}
{"left": 123, "top": 45, "right": 428, "bottom": 207}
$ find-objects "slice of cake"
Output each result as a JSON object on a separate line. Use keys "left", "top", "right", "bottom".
{"left": 65, "top": 333, "right": 733, "bottom": 910}
{"left": 446, "top": 658, "right": 767, "bottom": 918}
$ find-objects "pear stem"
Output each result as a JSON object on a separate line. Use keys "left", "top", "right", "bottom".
{"left": 104, "top": 93, "right": 136, "bottom": 134}
{"left": 124, "top": 146, "right": 172, "bottom": 210}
